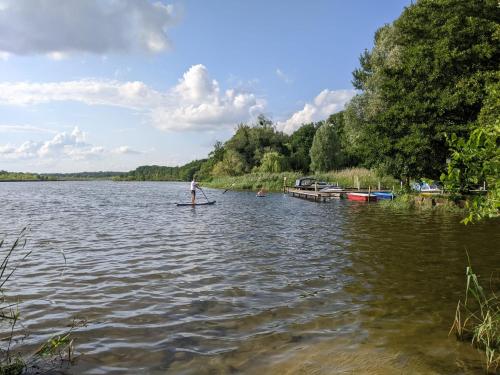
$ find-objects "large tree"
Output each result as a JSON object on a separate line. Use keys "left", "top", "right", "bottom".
{"left": 309, "top": 122, "right": 343, "bottom": 172}
{"left": 288, "top": 123, "right": 318, "bottom": 172}
{"left": 224, "top": 115, "right": 289, "bottom": 173}
{"left": 346, "top": 0, "right": 499, "bottom": 182}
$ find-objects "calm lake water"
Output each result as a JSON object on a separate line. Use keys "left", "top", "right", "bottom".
{"left": 0, "top": 181, "right": 499, "bottom": 374}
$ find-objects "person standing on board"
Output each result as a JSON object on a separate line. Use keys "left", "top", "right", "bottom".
{"left": 190, "top": 177, "right": 200, "bottom": 205}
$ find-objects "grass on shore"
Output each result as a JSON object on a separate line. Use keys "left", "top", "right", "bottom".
{"left": 450, "top": 259, "right": 500, "bottom": 373}
{"left": 203, "top": 168, "right": 399, "bottom": 192}
{"left": 378, "top": 192, "right": 466, "bottom": 213}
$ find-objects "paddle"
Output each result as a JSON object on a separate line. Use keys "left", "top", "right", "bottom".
{"left": 222, "top": 183, "right": 235, "bottom": 194}
{"left": 198, "top": 187, "right": 210, "bottom": 202}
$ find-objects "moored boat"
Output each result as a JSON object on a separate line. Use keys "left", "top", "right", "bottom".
{"left": 346, "top": 193, "right": 377, "bottom": 202}
{"left": 372, "top": 192, "right": 395, "bottom": 200}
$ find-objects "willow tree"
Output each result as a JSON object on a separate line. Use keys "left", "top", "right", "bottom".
{"left": 309, "top": 122, "right": 343, "bottom": 172}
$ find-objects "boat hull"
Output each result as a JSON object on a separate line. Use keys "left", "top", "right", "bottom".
{"left": 373, "top": 192, "right": 394, "bottom": 200}
{"left": 347, "top": 193, "right": 377, "bottom": 202}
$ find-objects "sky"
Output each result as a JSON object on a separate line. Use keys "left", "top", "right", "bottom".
{"left": 0, "top": 0, "right": 411, "bottom": 173}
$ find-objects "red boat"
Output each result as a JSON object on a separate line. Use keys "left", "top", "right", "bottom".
{"left": 346, "top": 192, "right": 378, "bottom": 202}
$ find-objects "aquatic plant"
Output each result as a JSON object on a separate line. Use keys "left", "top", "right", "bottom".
{"left": 450, "top": 259, "right": 500, "bottom": 373}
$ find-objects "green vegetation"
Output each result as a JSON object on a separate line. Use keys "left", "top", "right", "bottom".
{"left": 42, "top": 171, "right": 123, "bottom": 180}
{"left": 204, "top": 168, "right": 398, "bottom": 192}
{"left": 114, "top": 160, "right": 206, "bottom": 181}
{"left": 0, "top": 171, "right": 43, "bottom": 181}
{"left": 450, "top": 259, "right": 499, "bottom": 373}
{"left": 309, "top": 122, "right": 343, "bottom": 172}
{"left": 441, "top": 76, "right": 500, "bottom": 223}
{"left": 0, "top": 171, "right": 124, "bottom": 181}
{"left": 345, "top": 0, "right": 499, "bottom": 184}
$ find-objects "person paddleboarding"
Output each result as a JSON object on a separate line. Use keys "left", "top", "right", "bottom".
{"left": 190, "top": 177, "right": 200, "bottom": 205}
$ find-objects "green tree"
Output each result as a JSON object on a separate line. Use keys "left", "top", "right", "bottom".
{"left": 259, "top": 151, "right": 287, "bottom": 173}
{"left": 442, "top": 77, "right": 500, "bottom": 223}
{"left": 346, "top": 0, "right": 499, "bottom": 182}
{"left": 309, "top": 122, "right": 343, "bottom": 172}
{"left": 212, "top": 150, "right": 246, "bottom": 176}
{"left": 224, "top": 115, "right": 289, "bottom": 171}
{"left": 288, "top": 123, "right": 317, "bottom": 172}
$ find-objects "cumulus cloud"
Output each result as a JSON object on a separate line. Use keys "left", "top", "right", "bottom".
{"left": 277, "top": 89, "right": 356, "bottom": 134}
{"left": 0, "top": 64, "right": 265, "bottom": 132}
{"left": 0, "top": 127, "right": 133, "bottom": 161}
{"left": 153, "top": 64, "right": 265, "bottom": 131}
{"left": 0, "top": 0, "right": 176, "bottom": 57}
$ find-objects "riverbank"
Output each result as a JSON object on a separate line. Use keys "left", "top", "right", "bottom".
{"left": 202, "top": 168, "right": 399, "bottom": 192}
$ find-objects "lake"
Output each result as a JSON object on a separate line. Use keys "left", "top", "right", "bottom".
{"left": 0, "top": 181, "right": 498, "bottom": 374}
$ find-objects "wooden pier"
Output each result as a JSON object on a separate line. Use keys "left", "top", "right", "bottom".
{"left": 286, "top": 187, "right": 392, "bottom": 202}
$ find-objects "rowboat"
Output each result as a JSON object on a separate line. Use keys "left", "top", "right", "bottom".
{"left": 176, "top": 201, "right": 216, "bottom": 206}
{"left": 372, "top": 192, "right": 394, "bottom": 200}
{"left": 346, "top": 193, "right": 377, "bottom": 202}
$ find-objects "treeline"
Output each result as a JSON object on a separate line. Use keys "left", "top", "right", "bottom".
{"left": 42, "top": 171, "right": 123, "bottom": 180}
{"left": 0, "top": 171, "right": 124, "bottom": 181}
{"left": 116, "top": 160, "right": 206, "bottom": 181}
{"left": 0, "top": 171, "right": 44, "bottom": 181}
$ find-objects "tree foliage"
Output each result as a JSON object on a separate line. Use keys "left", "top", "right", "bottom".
{"left": 258, "top": 151, "right": 287, "bottom": 173}
{"left": 442, "top": 77, "right": 500, "bottom": 223}
{"left": 346, "top": 0, "right": 499, "bottom": 182}
{"left": 287, "top": 123, "right": 318, "bottom": 172}
{"left": 309, "top": 122, "right": 343, "bottom": 172}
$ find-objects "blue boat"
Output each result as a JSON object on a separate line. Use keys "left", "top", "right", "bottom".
{"left": 373, "top": 192, "right": 395, "bottom": 200}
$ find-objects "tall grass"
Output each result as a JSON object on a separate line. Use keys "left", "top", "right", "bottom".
{"left": 203, "top": 168, "right": 398, "bottom": 192}
{"left": 450, "top": 258, "right": 500, "bottom": 373}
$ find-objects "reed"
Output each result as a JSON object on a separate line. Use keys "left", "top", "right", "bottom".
{"left": 450, "top": 258, "right": 500, "bottom": 373}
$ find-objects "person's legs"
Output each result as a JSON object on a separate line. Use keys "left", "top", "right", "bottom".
{"left": 191, "top": 190, "right": 196, "bottom": 204}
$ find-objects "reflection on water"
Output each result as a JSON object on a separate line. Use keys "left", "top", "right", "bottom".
{"left": 0, "top": 181, "right": 498, "bottom": 374}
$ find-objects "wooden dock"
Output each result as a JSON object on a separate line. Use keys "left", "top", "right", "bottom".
{"left": 286, "top": 187, "right": 392, "bottom": 202}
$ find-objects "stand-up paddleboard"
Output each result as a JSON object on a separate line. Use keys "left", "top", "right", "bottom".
{"left": 176, "top": 201, "right": 216, "bottom": 206}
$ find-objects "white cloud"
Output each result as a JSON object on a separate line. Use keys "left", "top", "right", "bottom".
{"left": 0, "top": 0, "right": 176, "bottom": 57}
{"left": 153, "top": 65, "right": 265, "bottom": 131}
{"left": 112, "top": 146, "right": 142, "bottom": 155}
{"left": 0, "top": 127, "right": 133, "bottom": 161}
{"left": 276, "top": 68, "right": 292, "bottom": 84}
{"left": 0, "top": 80, "right": 164, "bottom": 108}
{"left": 0, "top": 64, "right": 266, "bottom": 132}
{"left": 277, "top": 89, "right": 356, "bottom": 134}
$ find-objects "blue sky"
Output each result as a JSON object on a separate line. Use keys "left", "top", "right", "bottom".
{"left": 0, "top": 0, "right": 411, "bottom": 173}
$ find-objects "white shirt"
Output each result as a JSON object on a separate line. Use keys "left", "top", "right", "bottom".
{"left": 190, "top": 181, "right": 197, "bottom": 191}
